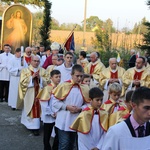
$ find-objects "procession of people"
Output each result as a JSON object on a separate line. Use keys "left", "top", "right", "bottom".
{"left": 0, "top": 42, "right": 150, "bottom": 150}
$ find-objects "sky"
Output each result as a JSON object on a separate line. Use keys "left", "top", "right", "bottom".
{"left": 31, "top": 0, "right": 150, "bottom": 30}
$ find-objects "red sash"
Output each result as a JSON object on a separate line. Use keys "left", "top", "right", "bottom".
{"left": 134, "top": 70, "right": 143, "bottom": 80}
{"left": 25, "top": 56, "right": 31, "bottom": 65}
{"left": 110, "top": 71, "right": 118, "bottom": 79}
{"left": 30, "top": 70, "right": 40, "bottom": 118}
{"left": 90, "top": 64, "right": 97, "bottom": 74}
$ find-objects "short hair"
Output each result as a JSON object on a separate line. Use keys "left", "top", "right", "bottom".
{"left": 89, "top": 87, "right": 104, "bottom": 99}
{"left": 138, "top": 56, "right": 145, "bottom": 63}
{"left": 50, "top": 70, "right": 61, "bottom": 77}
{"left": 131, "top": 86, "right": 150, "bottom": 105}
{"left": 15, "top": 48, "right": 21, "bottom": 53}
{"left": 109, "top": 83, "right": 122, "bottom": 93}
{"left": 71, "top": 64, "right": 84, "bottom": 75}
{"left": 45, "top": 46, "right": 51, "bottom": 51}
{"left": 80, "top": 51, "right": 86, "bottom": 58}
{"left": 65, "top": 51, "right": 73, "bottom": 57}
{"left": 125, "top": 90, "right": 134, "bottom": 103}
{"left": 82, "top": 74, "right": 91, "bottom": 80}
{"left": 4, "top": 44, "right": 10, "bottom": 47}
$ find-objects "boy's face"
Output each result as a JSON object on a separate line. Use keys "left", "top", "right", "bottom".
{"left": 64, "top": 54, "right": 73, "bottom": 65}
{"left": 83, "top": 77, "right": 91, "bottom": 86}
{"left": 51, "top": 74, "right": 61, "bottom": 85}
{"left": 132, "top": 99, "right": 150, "bottom": 124}
{"left": 91, "top": 97, "right": 103, "bottom": 109}
{"left": 72, "top": 71, "right": 83, "bottom": 84}
{"left": 109, "top": 92, "right": 121, "bottom": 101}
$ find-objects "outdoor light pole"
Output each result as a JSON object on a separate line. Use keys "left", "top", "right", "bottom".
{"left": 83, "top": 0, "right": 87, "bottom": 50}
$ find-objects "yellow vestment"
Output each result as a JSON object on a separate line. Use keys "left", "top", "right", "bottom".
{"left": 52, "top": 79, "right": 90, "bottom": 103}
{"left": 85, "top": 59, "right": 105, "bottom": 82}
{"left": 17, "top": 65, "right": 49, "bottom": 117}
{"left": 122, "top": 67, "right": 150, "bottom": 89}
{"left": 70, "top": 106, "right": 108, "bottom": 133}
{"left": 99, "top": 66, "right": 125, "bottom": 96}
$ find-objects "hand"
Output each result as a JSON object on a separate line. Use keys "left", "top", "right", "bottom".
{"left": 52, "top": 113, "right": 57, "bottom": 118}
{"left": 66, "top": 105, "right": 81, "bottom": 113}
{"left": 73, "top": 106, "right": 82, "bottom": 113}
{"left": 108, "top": 78, "right": 114, "bottom": 84}
{"left": 32, "top": 72, "right": 40, "bottom": 79}
{"left": 133, "top": 80, "right": 140, "bottom": 86}
{"left": 113, "top": 78, "right": 119, "bottom": 83}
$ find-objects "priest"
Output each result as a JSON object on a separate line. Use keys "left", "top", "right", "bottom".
{"left": 17, "top": 55, "right": 48, "bottom": 136}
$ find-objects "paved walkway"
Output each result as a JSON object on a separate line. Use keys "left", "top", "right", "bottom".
{"left": 0, "top": 102, "right": 44, "bottom": 150}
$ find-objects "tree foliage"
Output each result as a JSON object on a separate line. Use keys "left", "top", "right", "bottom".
{"left": 138, "top": 1, "right": 150, "bottom": 52}
{"left": 39, "top": 0, "right": 51, "bottom": 47}
{"left": 1, "top": 0, "right": 44, "bottom": 7}
{"left": 32, "top": 11, "right": 43, "bottom": 45}
{"left": 132, "top": 17, "right": 148, "bottom": 34}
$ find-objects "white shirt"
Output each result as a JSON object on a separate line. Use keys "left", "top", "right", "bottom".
{"left": 56, "top": 63, "right": 72, "bottom": 83}
{"left": 52, "top": 86, "right": 87, "bottom": 131}
{"left": 0, "top": 52, "right": 14, "bottom": 81}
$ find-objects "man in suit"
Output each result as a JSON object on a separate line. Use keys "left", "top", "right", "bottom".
{"left": 102, "top": 86, "right": 150, "bottom": 150}
{"left": 128, "top": 49, "right": 136, "bottom": 68}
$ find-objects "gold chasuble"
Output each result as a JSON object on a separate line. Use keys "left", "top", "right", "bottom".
{"left": 85, "top": 59, "right": 105, "bottom": 82}
{"left": 17, "top": 65, "right": 48, "bottom": 118}
{"left": 99, "top": 66, "right": 125, "bottom": 95}
{"left": 122, "top": 67, "right": 150, "bottom": 89}
{"left": 52, "top": 80, "right": 90, "bottom": 103}
{"left": 70, "top": 106, "right": 108, "bottom": 133}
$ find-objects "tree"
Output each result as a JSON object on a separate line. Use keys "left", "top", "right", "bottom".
{"left": 39, "top": 0, "right": 52, "bottom": 47}
{"left": 132, "top": 17, "right": 148, "bottom": 34}
{"left": 138, "top": 1, "right": 150, "bottom": 52}
{"left": 1, "top": 0, "right": 43, "bottom": 7}
{"left": 32, "top": 11, "right": 43, "bottom": 45}
{"left": 92, "top": 26, "right": 110, "bottom": 51}
{"left": 83, "top": 16, "right": 103, "bottom": 31}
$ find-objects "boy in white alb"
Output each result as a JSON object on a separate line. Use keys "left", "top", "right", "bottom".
{"left": 56, "top": 52, "right": 73, "bottom": 83}
{"left": 70, "top": 87, "right": 108, "bottom": 150}
{"left": 0, "top": 44, "right": 14, "bottom": 102}
{"left": 52, "top": 64, "right": 90, "bottom": 150}
{"left": 8, "top": 48, "right": 27, "bottom": 109}
{"left": 37, "top": 70, "right": 61, "bottom": 150}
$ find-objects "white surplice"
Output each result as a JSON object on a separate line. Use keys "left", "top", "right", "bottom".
{"left": 7, "top": 56, "right": 27, "bottom": 108}
{"left": 52, "top": 86, "right": 88, "bottom": 132}
{"left": 0, "top": 52, "right": 14, "bottom": 81}
{"left": 78, "top": 114, "right": 106, "bottom": 150}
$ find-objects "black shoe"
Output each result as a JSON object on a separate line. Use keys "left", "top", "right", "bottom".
{"left": 32, "top": 129, "right": 39, "bottom": 136}
{"left": 12, "top": 108, "right": 16, "bottom": 111}
{"left": 0, "top": 99, "right": 3, "bottom": 102}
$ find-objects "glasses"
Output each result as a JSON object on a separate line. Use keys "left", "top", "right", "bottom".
{"left": 33, "top": 60, "right": 40, "bottom": 63}
{"left": 27, "top": 51, "right": 31, "bottom": 54}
